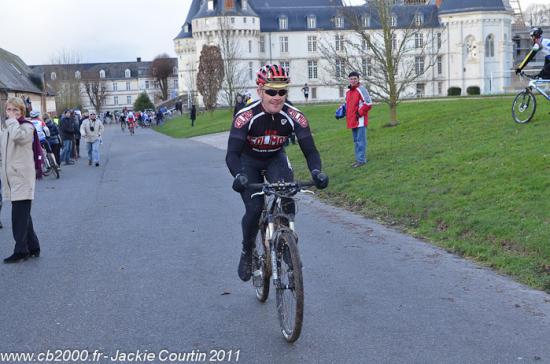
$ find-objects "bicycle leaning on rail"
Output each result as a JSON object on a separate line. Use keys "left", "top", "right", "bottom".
{"left": 248, "top": 180, "right": 315, "bottom": 343}
{"left": 512, "top": 72, "right": 550, "bottom": 124}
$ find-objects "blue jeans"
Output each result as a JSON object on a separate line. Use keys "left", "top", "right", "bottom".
{"left": 352, "top": 127, "right": 367, "bottom": 163}
{"left": 87, "top": 140, "right": 101, "bottom": 163}
{"left": 61, "top": 139, "right": 73, "bottom": 163}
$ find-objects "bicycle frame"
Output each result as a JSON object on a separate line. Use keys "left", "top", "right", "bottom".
{"left": 525, "top": 78, "right": 550, "bottom": 101}
{"left": 251, "top": 182, "right": 313, "bottom": 285}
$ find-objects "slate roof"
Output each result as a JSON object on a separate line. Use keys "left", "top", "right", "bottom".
{"left": 0, "top": 48, "right": 43, "bottom": 94}
{"left": 438, "top": 0, "right": 511, "bottom": 15}
{"left": 175, "top": 0, "right": 442, "bottom": 38}
{"left": 30, "top": 58, "right": 177, "bottom": 81}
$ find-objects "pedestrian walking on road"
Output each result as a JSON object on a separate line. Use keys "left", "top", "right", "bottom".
{"left": 190, "top": 104, "right": 196, "bottom": 127}
{"left": 44, "top": 113, "right": 61, "bottom": 167}
{"left": 80, "top": 111, "right": 104, "bottom": 167}
{"left": 0, "top": 97, "right": 41, "bottom": 263}
{"left": 60, "top": 110, "right": 75, "bottom": 165}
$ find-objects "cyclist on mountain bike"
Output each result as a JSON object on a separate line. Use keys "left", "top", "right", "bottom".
{"left": 515, "top": 27, "right": 550, "bottom": 79}
{"left": 226, "top": 64, "right": 329, "bottom": 282}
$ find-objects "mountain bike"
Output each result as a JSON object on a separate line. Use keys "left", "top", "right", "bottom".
{"left": 512, "top": 72, "right": 550, "bottom": 124}
{"left": 248, "top": 180, "right": 315, "bottom": 343}
{"left": 40, "top": 145, "right": 60, "bottom": 179}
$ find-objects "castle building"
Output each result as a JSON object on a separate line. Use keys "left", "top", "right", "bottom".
{"left": 174, "top": 0, "right": 516, "bottom": 105}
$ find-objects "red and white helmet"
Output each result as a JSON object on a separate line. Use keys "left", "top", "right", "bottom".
{"left": 256, "top": 64, "right": 290, "bottom": 89}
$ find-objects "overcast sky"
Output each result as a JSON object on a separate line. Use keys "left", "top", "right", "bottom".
{"left": 0, "top": 0, "right": 544, "bottom": 66}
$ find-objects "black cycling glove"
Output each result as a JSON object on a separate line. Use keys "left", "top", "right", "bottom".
{"left": 311, "top": 169, "right": 329, "bottom": 189}
{"left": 232, "top": 173, "right": 249, "bottom": 193}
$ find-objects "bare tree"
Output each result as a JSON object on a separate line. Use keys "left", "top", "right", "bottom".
{"left": 150, "top": 54, "right": 174, "bottom": 101}
{"left": 197, "top": 45, "right": 225, "bottom": 111}
{"left": 48, "top": 49, "right": 82, "bottom": 113}
{"left": 82, "top": 72, "right": 107, "bottom": 114}
{"left": 319, "top": 0, "right": 441, "bottom": 126}
{"left": 525, "top": 4, "right": 550, "bottom": 26}
{"left": 217, "top": 17, "right": 250, "bottom": 107}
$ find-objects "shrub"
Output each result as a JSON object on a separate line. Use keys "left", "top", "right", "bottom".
{"left": 447, "top": 87, "right": 462, "bottom": 96}
{"left": 467, "top": 86, "right": 480, "bottom": 95}
{"left": 133, "top": 92, "right": 154, "bottom": 111}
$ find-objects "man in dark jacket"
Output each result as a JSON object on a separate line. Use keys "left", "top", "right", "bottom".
{"left": 60, "top": 110, "right": 75, "bottom": 165}
{"left": 44, "top": 113, "right": 61, "bottom": 167}
{"left": 190, "top": 104, "right": 196, "bottom": 127}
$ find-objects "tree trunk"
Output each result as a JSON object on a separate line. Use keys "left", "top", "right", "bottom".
{"left": 388, "top": 102, "right": 398, "bottom": 127}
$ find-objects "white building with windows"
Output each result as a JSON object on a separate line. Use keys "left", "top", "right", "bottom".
{"left": 174, "top": 0, "right": 515, "bottom": 105}
{"left": 31, "top": 58, "right": 179, "bottom": 114}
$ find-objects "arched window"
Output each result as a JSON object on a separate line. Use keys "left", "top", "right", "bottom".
{"left": 307, "top": 15, "right": 316, "bottom": 29}
{"left": 75, "top": 70, "right": 81, "bottom": 79}
{"left": 485, "top": 34, "right": 495, "bottom": 58}
{"left": 391, "top": 14, "right": 397, "bottom": 27}
{"left": 50, "top": 72, "right": 56, "bottom": 80}
{"left": 99, "top": 69, "right": 106, "bottom": 78}
{"left": 125, "top": 69, "right": 131, "bottom": 78}
{"left": 279, "top": 15, "right": 288, "bottom": 30}
{"left": 415, "top": 13, "right": 424, "bottom": 26}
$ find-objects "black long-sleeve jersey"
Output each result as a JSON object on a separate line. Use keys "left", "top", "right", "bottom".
{"left": 225, "top": 100, "right": 322, "bottom": 176}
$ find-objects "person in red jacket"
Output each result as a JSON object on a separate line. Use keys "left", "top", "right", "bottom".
{"left": 345, "top": 71, "right": 372, "bottom": 168}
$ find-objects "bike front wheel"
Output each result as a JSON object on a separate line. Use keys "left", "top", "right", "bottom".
{"left": 512, "top": 91, "right": 536, "bottom": 124}
{"left": 275, "top": 231, "right": 303, "bottom": 343}
{"left": 253, "top": 227, "right": 270, "bottom": 302}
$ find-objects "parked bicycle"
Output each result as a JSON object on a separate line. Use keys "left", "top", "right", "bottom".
{"left": 512, "top": 72, "right": 550, "bottom": 124}
{"left": 248, "top": 180, "right": 315, "bottom": 343}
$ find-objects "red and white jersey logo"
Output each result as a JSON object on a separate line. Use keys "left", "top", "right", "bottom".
{"left": 234, "top": 110, "right": 254, "bottom": 129}
{"left": 286, "top": 108, "right": 308, "bottom": 128}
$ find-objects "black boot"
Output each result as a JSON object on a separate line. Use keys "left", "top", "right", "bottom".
{"left": 4, "top": 252, "right": 29, "bottom": 264}
{"left": 238, "top": 249, "right": 253, "bottom": 282}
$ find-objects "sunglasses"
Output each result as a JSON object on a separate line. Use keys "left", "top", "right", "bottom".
{"left": 264, "top": 89, "right": 288, "bottom": 97}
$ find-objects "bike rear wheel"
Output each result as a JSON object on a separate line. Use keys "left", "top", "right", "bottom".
{"left": 47, "top": 154, "right": 60, "bottom": 179}
{"left": 253, "top": 227, "right": 270, "bottom": 302}
{"left": 512, "top": 91, "right": 536, "bottom": 124}
{"left": 275, "top": 231, "right": 303, "bottom": 343}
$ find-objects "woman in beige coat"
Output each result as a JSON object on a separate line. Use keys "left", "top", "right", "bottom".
{"left": 0, "top": 97, "right": 41, "bottom": 263}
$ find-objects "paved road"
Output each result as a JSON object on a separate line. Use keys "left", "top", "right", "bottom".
{"left": 0, "top": 126, "right": 549, "bottom": 364}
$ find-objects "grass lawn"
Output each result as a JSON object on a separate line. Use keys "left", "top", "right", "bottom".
{"left": 157, "top": 96, "right": 550, "bottom": 291}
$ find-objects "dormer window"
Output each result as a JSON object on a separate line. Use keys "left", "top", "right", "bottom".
{"left": 75, "top": 71, "right": 81, "bottom": 79}
{"left": 207, "top": 0, "right": 214, "bottom": 11}
{"left": 173, "top": 66, "right": 178, "bottom": 75}
{"left": 362, "top": 15, "right": 370, "bottom": 28}
{"left": 50, "top": 72, "right": 56, "bottom": 80}
{"left": 415, "top": 13, "right": 424, "bottom": 26}
{"left": 99, "top": 69, "right": 105, "bottom": 78}
{"left": 242, "top": 0, "right": 248, "bottom": 10}
{"left": 307, "top": 15, "right": 316, "bottom": 29}
{"left": 125, "top": 69, "right": 131, "bottom": 78}
{"left": 391, "top": 14, "right": 397, "bottom": 27}
{"left": 184, "top": 23, "right": 189, "bottom": 32}
{"left": 335, "top": 16, "right": 344, "bottom": 29}
{"left": 279, "top": 15, "right": 288, "bottom": 30}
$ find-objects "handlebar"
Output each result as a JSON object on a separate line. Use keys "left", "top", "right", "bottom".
{"left": 248, "top": 181, "right": 315, "bottom": 190}
{"left": 248, "top": 181, "right": 316, "bottom": 198}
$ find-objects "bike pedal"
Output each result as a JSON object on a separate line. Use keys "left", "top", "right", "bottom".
{"left": 252, "top": 270, "right": 263, "bottom": 287}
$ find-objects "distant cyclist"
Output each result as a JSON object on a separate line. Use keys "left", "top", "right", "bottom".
{"left": 225, "top": 64, "right": 329, "bottom": 282}
{"left": 515, "top": 27, "right": 550, "bottom": 79}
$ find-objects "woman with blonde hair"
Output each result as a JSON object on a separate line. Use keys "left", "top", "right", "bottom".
{"left": 0, "top": 97, "right": 41, "bottom": 263}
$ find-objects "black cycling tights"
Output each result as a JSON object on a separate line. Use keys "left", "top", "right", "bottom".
{"left": 239, "top": 152, "right": 295, "bottom": 251}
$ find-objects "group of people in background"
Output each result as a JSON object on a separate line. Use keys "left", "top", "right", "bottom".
{"left": 0, "top": 98, "right": 108, "bottom": 264}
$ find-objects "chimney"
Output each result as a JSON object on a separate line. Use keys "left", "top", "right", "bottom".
{"left": 137, "top": 57, "right": 141, "bottom": 62}
{"left": 435, "top": 0, "right": 443, "bottom": 7}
